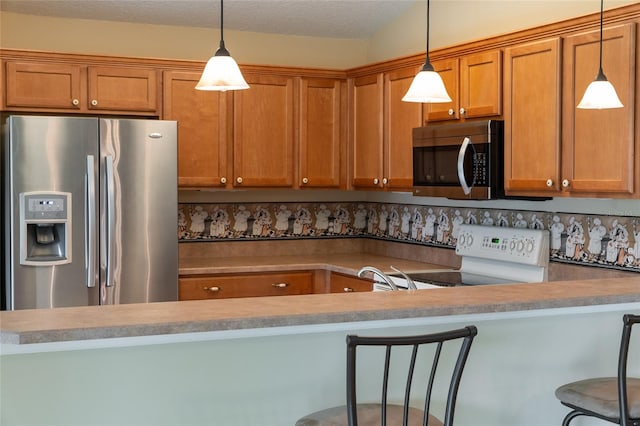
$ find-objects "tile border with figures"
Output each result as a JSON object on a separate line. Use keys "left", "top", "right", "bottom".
{"left": 178, "top": 202, "right": 640, "bottom": 273}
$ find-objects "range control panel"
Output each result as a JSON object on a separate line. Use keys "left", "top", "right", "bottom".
{"left": 455, "top": 224, "right": 549, "bottom": 267}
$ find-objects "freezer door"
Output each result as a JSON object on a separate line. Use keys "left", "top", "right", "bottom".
{"left": 99, "top": 119, "right": 178, "bottom": 304}
{"left": 4, "top": 116, "right": 100, "bottom": 309}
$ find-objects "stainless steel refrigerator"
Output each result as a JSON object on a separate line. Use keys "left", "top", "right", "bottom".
{"left": 2, "top": 115, "right": 178, "bottom": 310}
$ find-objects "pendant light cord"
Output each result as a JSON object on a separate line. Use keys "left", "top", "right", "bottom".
{"left": 215, "top": 0, "right": 230, "bottom": 56}
{"left": 421, "top": 0, "right": 435, "bottom": 72}
{"left": 599, "top": 0, "right": 603, "bottom": 73}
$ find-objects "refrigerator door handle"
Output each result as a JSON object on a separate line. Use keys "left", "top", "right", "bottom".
{"left": 105, "top": 156, "right": 115, "bottom": 287}
{"left": 86, "top": 155, "right": 96, "bottom": 288}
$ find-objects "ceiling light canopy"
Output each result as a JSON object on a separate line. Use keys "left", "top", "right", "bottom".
{"left": 196, "top": 0, "right": 249, "bottom": 92}
{"left": 577, "top": 0, "right": 622, "bottom": 109}
{"left": 402, "top": 0, "right": 451, "bottom": 103}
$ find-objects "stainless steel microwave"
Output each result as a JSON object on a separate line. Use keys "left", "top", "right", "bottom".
{"left": 412, "top": 120, "right": 504, "bottom": 200}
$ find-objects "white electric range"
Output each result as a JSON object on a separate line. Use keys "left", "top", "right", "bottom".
{"left": 378, "top": 224, "right": 550, "bottom": 290}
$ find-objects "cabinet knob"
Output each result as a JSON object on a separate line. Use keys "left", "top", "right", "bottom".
{"left": 72, "top": 99, "right": 80, "bottom": 106}
{"left": 220, "top": 177, "right": 227, "bottom": 184}
{"left": 546, "top": 179, "right": 554, "bottom": 187}
{"left": 448, "top": 108, "right": 454, "bottom": 116}
{"left": 562, "top": 179, "right": 570, "bottom": 188}
{"left": 236, "top": 177, "right": 243, "bottom": 184}
{"left": 373, "top": 178, "right": 379, "bottom": 185}
{"left": 382, "top": 177, "right": 388, "bottom": 185}
{"left": 343, "top": 287, "right": 355, "bottom": 292}
{"left": 302, "top": 177, "right": 309, "bottom": 184}
{"left": 272, "top": 282, "right": 289, "bottom": 288}
{"left": 203, "top": 286, "right": 220, "bottom": 293}
{"left": 91, "top": 99, "right": 98, "bottom": 106}
{"left": 459, "top": 107, "right": 466, "bottom": 115}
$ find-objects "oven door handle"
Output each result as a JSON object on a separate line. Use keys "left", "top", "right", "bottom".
{"left": 457, "top": 136, "right": 474, "bottom": 195}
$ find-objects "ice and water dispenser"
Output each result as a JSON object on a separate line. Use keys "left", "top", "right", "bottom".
{"left": 19, "top": 191, "right": 72, "bottom": 265}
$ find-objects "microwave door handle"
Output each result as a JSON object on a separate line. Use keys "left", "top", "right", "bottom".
{"left": 457, "top": 137, "right": 472, "bottom": 195}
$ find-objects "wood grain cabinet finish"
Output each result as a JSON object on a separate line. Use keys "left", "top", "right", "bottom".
{"left": 351, "top": 69, "right": 418, "bottom": 192}
{"left": 504, "top": 38, "right": 562, "bottom": 195}
{"left": 4, "top": 61, "right": 159, "bottom": 115}
{"left": 163, "top": 70, "right": 230, "bottom": 188}
{"left": 328, "top": 272, "right": 373, "bottom": 293}
{"left": 299, "top": 77, "right": 345, "bottom": 188}
{"left": 233, "top": 73, "right": 296, "bottom": 188}
{"left": 562, "top": 23, "right": 637, "bottom": 196}
{"left": 178, "top": 271, "right": 314, "bottom": 300}
{"left": 426, "top": 50, "right": 502, "bottom": 122}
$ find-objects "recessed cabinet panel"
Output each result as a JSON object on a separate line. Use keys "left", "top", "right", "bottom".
{"left": 563, "top": 23, "right": 636, "bottom": 195}
{"left": 233, "top": 74, "right": 295, "bottom": 187}
{"left": 425, "top": 59, "right": 459, "bottom": 121}
{"left": 461, "top": 50, "right": 502, "bottom": 118}
{"left": 163, "top": 71, "right": 229, "bottom": 188}
{"left": 88, "top": 66, "right": 158, "bottom": 112}
{"left": 504, "top": 38, "right": 562, "bottom": 194}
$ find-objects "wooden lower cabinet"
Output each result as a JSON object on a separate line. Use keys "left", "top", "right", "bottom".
{"left": 179, "top": 271, "right": 314, "bottom": 300}
{"left": 328, "top": 272, "right": 373, "bottom": 293}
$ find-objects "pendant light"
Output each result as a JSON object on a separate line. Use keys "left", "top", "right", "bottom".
{"left": 196, "top": 0, "right": 249, "bottom": 91}
{"left": 577, "top": 0, "right": 622, "bottom": 109}
{"left": 402, "top": 0, "right": 451, "bottom": 103}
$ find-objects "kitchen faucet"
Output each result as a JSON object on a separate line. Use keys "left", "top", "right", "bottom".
{"left": 357, "top": 266, "right": 400, "bottom": 291}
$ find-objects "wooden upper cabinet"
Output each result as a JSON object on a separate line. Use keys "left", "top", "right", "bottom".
{"left": 504, "top": 38, "right": 562, "bottom": 195}
{"left": 87, "top": 66, "right": 158, "bottom": 112}
{"left": 425, "top": 50, "right": 502, "bottom": 122}
{"left": 299, "top": 77, "right": 344, "bottom": 188}
{"left": 3, "top": 60, "right": 159, "bottom": 115}
{"left": 351, "top": 73, "right": 384, "bottom": 189}
{"left": 562, "top": 23, "right": 636, "bottom": 196}
{"left": 233, "top": 73, "right": 296, "bottom": 187}
{"left": 163, "top": 70, "right": 230, "bottom": 188}
{"left": 384, "top": 67, "right": 422, "bottom": 191}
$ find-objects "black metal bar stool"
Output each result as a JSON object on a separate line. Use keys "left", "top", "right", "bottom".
{"left": 555, "top": 314, "right": 640, "bottom": 426}
{"left": 295, "top": 325, "right": 478, "bottom": 426}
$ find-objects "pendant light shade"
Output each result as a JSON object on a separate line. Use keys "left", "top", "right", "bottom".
{"left": 577, "top": 0, "right": 622, "bottom": 109}
{"left": 196, "top": 0, "right": 249, "bottom": 92}
{"left": 402, "top": 0, "right": 452, "bottom": 103}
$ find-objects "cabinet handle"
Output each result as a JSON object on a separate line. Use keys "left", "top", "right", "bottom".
{"left": 562, "top": 179, "right": 570, "bottom": 188}
{"left": 91, "top": 99, "right": 98, "bottom": 106}
{"left": 343, "top": 287, "right": 355, "bottom": 292}
{"left": 382, "top": 177, "right": 388, "bottom": 185}
{"left": 459, "top": 107, "right": 466, "bottom": 115}
{"left": 448, "top": 108, "right": 454, "bottom": 116}
{"left": 272, "top": 282, "right": 289, "bottom": 288}
{"left": 72, "top": 99, "right": 80, "bottom": 106}
{"left": 546, "top": 179, "right": 554, "bottom": 187}
{"left": 302, "top": 177, "right": 309, "bottom": 184}
{"left": 203, "top": 286, "right": 220, "bottom": 292}
{"left": 220, "top": 177, "right": 227, "bottom": 184}
{"left": 236, "top": 177, "right": 243, "bottom": 184}
{"left": 373, "top": 178, "right": 379, "bottom": 185}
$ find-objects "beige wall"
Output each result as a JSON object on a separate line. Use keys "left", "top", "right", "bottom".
{"left": 1, "top": 1, "right": 638, "bottom": 68}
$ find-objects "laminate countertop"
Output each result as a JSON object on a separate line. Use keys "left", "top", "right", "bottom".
{"left": 1, "top": 253, "right": 639, "bottom": 348}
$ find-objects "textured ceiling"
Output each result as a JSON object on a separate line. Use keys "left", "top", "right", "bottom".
{"left": 0, "top": 0, "right": 420, "bottom": 39}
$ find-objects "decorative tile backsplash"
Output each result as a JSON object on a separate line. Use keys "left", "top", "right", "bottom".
{"left": 179, "top": 202, "right": 640, "bottom": 273}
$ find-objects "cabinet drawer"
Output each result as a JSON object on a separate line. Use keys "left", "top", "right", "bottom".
{"left": 179, "top": 271, "right": 314, "bottom": 300}
{"left": 328, "top": 272, "right": 373, "bottom": 293}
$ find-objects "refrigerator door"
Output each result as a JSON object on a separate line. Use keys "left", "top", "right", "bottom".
{"left": 4, "top": 116, "right": 100, "bottom": 309}
{"left": 99, "top": 119, "right": 178, "bottom": 304}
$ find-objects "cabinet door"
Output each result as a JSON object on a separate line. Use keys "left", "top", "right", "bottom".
{"left": 504, "top": 38, "right": 562, "bottom": 195}
{"left": 562, "top": 23, "right": 636, "bottom": 195}
{"left": 87, "top": 66, "right": 158, "bottom": 113}
{"left": 460, "top": 50, "right": 502, "bottom": 118}
{"left": 299, "top": 77, "right": 344, "bottom": 188}
{"left": 178, "top": 271, "right": 313, "bottom": 300}
{"left": 425, "top": 58, "right": 459, "bottom": 122}
{"left": 351, "top": 73, "right": 384, "bottom": 188}
{"left": 328, "top": 272, "right": 373, "bottom": 293}
{"left": 5, "top": 61, "right": 83, "bottom": 110}
{"left": 163, "top": 71, "right": 229, "bottom": 188}
{"left": 384, "top": 67, "right": 422, "bottom": 191}
{"left": 233, "top": 74, "right": 296, "bottom": 187}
